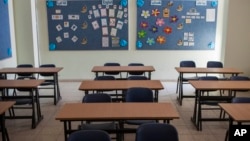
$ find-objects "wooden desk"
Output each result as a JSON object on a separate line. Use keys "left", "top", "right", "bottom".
{"left": 78, "top": 80, "right": 164, "bottom": 101}
{"left": 189, "top": 80, "right": 250, "bottom": 131}
{"left": 0, "top": 67, "right": 63, "bottom": 105}
{"left": 55, "top": 102, "right": 179, "bottom": 140}
{"left": 0, "top": 101, "right": 15, "bottom": 141}
{"left": 219, "top": 103, "right": 250, "bottom": 141}
{"left": 175, "top": 67, "right": 243, "bottom": 105}
{"left": 0, "top": 79, "right": 45, "bottom": 129}
{"left": 92, "top": 66, "right": 155, "bottom": 79}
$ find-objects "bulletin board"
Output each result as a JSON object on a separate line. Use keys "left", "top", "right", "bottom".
{"left": 136, "top": 0, "right": 218, "bottom": 50}
{"left": 46, "top": 0, "right": 129, "bottom": 51}
{"left": 0, "top": 0, "right": 12, "bottom": 60}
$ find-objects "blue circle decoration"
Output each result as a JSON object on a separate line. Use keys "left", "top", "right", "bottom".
{"left": 211, "top": 1, "right": 218, "bottom": 7}
{"left": 120, "top": 0, "right": 128, "bottom": 7}
{"left": 49, "top": 43, "right": 56, "bottom": 51}
{"left": 120, "top": 39, "right": 128, "bottom": 47}
{"left": 208, "top": 42, "right": 215, "bottom": 49}
{"left": 136, "top": 41, "right": 143, "bottom": 48}
{"left": 47, "top": 1, "right": 54, "bottom": 8}
{"left": 137, "top": 0, "right": 144, "bottom": 7}
{"left": 3, "top": 0, "right": 8, "bottom": 4}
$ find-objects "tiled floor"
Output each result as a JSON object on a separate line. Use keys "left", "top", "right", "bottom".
{"left": 3, "top": 81, "right": 249, "bottom": 141}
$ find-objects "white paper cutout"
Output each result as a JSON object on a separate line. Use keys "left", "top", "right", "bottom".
{"left": 206, "top": 9, "right": 215, "bottom": 22}
{"left": 102, "top": 27, "right": 108, "bottom": 35}
{"left": 52, "top": 15, "right": 63, "bottom": 20}
{"left": 71, "top": 24, "right": 78, "bottom": 31}
{"left": 56, "top": 36, "right": 62, "bottom": 43}
{"left": 102, "top": 37, "right": 109, "bottom": 47}
{"left": 55, "top": 9, "right": 61, "bottom": 14}
{"left": 68, "top": 15, "right": 80, "bottom": 20}
{"left": 93, "top": 9, "right": 100, "bottom": 18}
{"left": 64, "top": 22, "right": 69, "bottom": 27}
{"left": 101, "top": 18, "right": 108, "bottom": 26}
{"left": 101, "top": 9, "right": 107, "bottom": 17}
{"left": 109, "top": 18, "right": 116, "bottom": 26}
{"left": 109, "top": 9, "right": 115, "bottom": 17}
{"left": 64, "top": 32, "right": 69, "bottom": 38}
{"left": 92, "top": 20, "right": 100, "bottom": 30}
{"left": 71, "top": 36, "right": 78, "bottom": 42}
{"left": 151, "top": 0, "right": 162, "bottom": 6}
{"left": 56, "top": 24, "right": 63, "bottom": 31}
{"left": 117, "top": 10, "right": 124, "bottom": 19}
{"left": 196, "top": 0, "right": 207, "bottom": 6}
{"left": 110, "top": 28, "right": 117, "bottom": 36}
{"left": 116, "top": 20, "right": 123, "bottom": 30}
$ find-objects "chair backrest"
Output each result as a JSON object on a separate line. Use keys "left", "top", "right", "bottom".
{"left": 207, "top": 61, "right": 223, "bottom": 68}
{"left": 94, "top": 76, "right": 115, "bottom": 80}
{"left": 67, "top": 130, "right": 111, "bottom": 141}
{"left": 127, "top": 76, "right": 148, "bottom": 80}
{"left": 180, "top": 61, "right": 196, "bottom": 67}
{"left": 39, "top": 64, "right": 56, "bottom": 77}
{"left": 232, "top": 97, "right": 250, "bottom": 103}
{"left": 230, "top": 76, "right": 250, "bottom": 81}
{"left": 136, "top": 123, "right": 179, "bottom": 141}
{"left": 125, "top": 87, "right": 153, "bottom": 102}
{"left": 199, "top": 76, "right": 218, "bottom": 81}
{"left": 103, "top": 62, "right": 121, "bottom": 75}
{"left": 16, "top": 64, "right": 34, "bottom": 77}
{"left": 82, "top": 93, "right": 111, "bottom": 103}
{"left": 128, "top": 63, "right": 144, "bottom": 75}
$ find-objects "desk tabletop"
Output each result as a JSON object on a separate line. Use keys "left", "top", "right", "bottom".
{"left": 55, "top": 102, "right": 179, "bottom": 121}
{"left": 175, "top": 67, "right": 243, "bottom": 74}
{"left": 189, "top": 80, "right": 250, "bottom": 90}
{"left": 92, "top": 66, "right": 155, "bottom": 72}
{"left": 0, "top": 101, "right": 16, "bottom": 115}
{"left": 219, "top": 103, "right": 250, "bottom": 122}
{"left": 79, "top": 80, "right": 164, "bottom": 91}
{"left": 0, "top": 79, "right": 45, "bottom": 88}
{"left": 0, "top": 67, "right": 63, "bottom": 73}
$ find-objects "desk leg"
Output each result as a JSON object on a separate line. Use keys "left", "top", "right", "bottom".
{"left": 35, "top": 89, "right": 43, "bottom": 125}
{"left": 177, "top": 73, "right": 183, "bottom": 105}
{"left": 0, "top": 114, "right": 7, "bottom": 141}
{"left": 63, "top": 121, "right": 71, "bottom": 141}
{"left": 148, "top": 72, "right": 151, "bottom": 80}
{"left": 54, "top": 73, "right": 61, "bottom": 105}
{"left": 31, "top": 90, "right": 36, "bottom": 129}
{"left": 191, "top": 89, "right": 199, "bottom": 130}
{"left": 154, "top": 90, "right": 158, "bottom": 102}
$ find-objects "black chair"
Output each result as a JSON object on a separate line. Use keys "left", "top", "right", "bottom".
{"left": 121, "top": 87, "right": 155, "bottom": 128}
{"left": 15, "top": 64, "right": 35, "bottom": 80}
{"left": 230, "top": 76, "right": 250, "bottom": 96}
{"left": 127, "top": 75, "right": 148, "bottom": 80}
{"left": 136, "top": 123, "right": 179, "bottom": 141}
{"left": 206, "top": 61, "right": 228, "bottom": 80}
{"left": 67, "top": 130, "right": 111, "bottom": 141}
{"left": 37, "top": 64, "right": 58, "bottom": 105}
{"left": 94, "top": 76, "right": 121, "bottom": 101}
{"left": 197, "top": 76, "right": 232, "bottom": 130}
{"left": 176, "top": 60, "right": 198, "bottom": 94}
{"left": 79, "top": 94, "right": 119, "bottom": 140}
{"left": 127, "top": 63, "right": 146, "bottom": 78}
{"left": 103, "top": 62, "right": 122, "bottom": 79}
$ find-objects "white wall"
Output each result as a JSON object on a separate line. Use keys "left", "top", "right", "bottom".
{"left": 224, "top": 0, "right": 250, "bottom": 77}
{"left": 34, "top": 0, "right": 226, "bottom": 80}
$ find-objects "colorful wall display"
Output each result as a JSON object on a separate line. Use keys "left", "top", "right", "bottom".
{"left": 46, "top": 0, "right": 129, "bottom": 50}
{"left": 136, "top": 0, "right": 218, "bottom": 50}
{"left": 0, "top": 0, "right": 12, "bottom": 60}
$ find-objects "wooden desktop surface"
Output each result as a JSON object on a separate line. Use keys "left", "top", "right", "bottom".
{"left": 0, "top": 101, "right": 15, "bottom": 115}
{"left": 189, "top": 80, "right": 250, "bottom": 90}
{"left": 78, "top": 80, "right": 164, "bottom": 91}
{"left": 55, "top": 103, "right": 179, "bottom": 121}
{"left": 219, "top": 103, "right": 250, "bottom": 122}
{"left": 0, "top": 67, "right": 63, "bottom": 73}
{"left": 175, "top": 67, "right": 243, "bottom": 74}
{"left": 0, "top": 80, "right": 45, "bottom": 88}
{"left": 92, "top": 66, "right": 155, "bottom": 72}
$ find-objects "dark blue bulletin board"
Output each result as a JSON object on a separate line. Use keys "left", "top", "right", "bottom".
{"left": 0, "top": 0, "right": 12, "bottom": 60}
{"left": 136, "top": 0, "right": 218, "bottom": 50}
{"left": 46, "top": 0, "right": 129, "bottom": 51}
